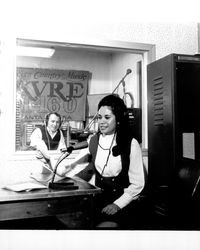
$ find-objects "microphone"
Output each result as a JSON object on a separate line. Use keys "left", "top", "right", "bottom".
{"left": 84, "top": 69, "right": 132, "bottom": 132}
{"left": 61, "top": 141, "right": 88, "bottom": 153}
{"left": 49, "top": 140, "right": 89, "bottom": 187}
{"left": 112, "top": 69, "right": 132, "bottom": 93}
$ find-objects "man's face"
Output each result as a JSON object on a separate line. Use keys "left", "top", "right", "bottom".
{"left": 47, "top": 114, "right": 60, "bottom": 133}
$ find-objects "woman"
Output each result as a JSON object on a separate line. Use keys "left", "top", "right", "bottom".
{"left": 64, "top": 94, "right": 145, "bottom": 228}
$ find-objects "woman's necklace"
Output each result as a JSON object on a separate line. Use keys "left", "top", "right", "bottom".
{"left": 99, "top": 133, "right": 116, "bottom": 176}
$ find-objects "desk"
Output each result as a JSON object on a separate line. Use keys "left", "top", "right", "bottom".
{"left": 0, "top": 176, "right": 101, "bottom": 229}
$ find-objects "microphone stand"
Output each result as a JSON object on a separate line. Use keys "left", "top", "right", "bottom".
{"left": 84, "top": 70, "right": 131, "bottom": 132}
{"left": 48, "top": 150, "right": 78, "bottom": 190}
{"left": 112, "top": 71, "right": 130, "bottom": 94}
{"left": 122, "top": 80, "right": 127, "bottom": 105}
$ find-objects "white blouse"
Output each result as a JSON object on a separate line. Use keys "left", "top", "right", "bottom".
{"left": 79, "top": 134, "right": 145, "bottom": 209}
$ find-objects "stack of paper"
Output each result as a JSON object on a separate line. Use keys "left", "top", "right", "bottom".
{"left": 2, "top": 182, "right": 47, "bottom": 192}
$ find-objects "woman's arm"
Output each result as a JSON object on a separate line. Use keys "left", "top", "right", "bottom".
{"left": 57, "top": 147, "right": 91, "bottom": 176}
{"left": 70, "top": 148, "right": 90, "bottom": 168}
{"left": 113, "top": 138, "right": 145, "bottom": 209}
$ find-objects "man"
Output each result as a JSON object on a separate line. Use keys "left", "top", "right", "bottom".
{"left": 30, "top": 112, "right": 66, "bottom": 173}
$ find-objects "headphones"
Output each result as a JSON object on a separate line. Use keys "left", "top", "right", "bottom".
{"left": 44, "top": 112, "right": 62, "bottom": 128}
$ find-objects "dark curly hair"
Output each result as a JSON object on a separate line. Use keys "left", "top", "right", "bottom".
{"left": 98, "top": 94, "right": 131, "bottom": 155}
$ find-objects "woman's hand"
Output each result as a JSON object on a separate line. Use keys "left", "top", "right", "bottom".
{"left": 101, "top": 203, "right": 120, "bottom": 215}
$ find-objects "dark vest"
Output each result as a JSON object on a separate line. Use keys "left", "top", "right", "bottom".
{"left": 40, "top": 125, "right": 61, "bottom": 150}
{"left": 89, "top": 133, "right": 131, "bottom": 201}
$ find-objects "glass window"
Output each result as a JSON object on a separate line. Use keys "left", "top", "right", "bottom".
{"left": 15, "top": 38, "right": 154, "bottom": 152}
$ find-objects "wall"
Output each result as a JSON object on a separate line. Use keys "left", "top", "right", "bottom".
{"left": 17, "top": 49, "right": 114, "bottom": 94}
{"left": 16, "top": 23, "right": 198, "bottom": 60}
{"left": 17, "top": 49, "right": 143, "bottom": 101}
{"left": 92, "top": 23, "right": 198, "bottom": 60}
{"left": 111, "top": 53, "right": 142, "bottom": 107}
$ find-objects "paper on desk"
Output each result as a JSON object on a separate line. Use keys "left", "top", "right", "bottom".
{"left": 2, "top": 182, "right": 47, "bottom": 192}
{"left": 30, "top": 172, "right": 65, "bottom": 185}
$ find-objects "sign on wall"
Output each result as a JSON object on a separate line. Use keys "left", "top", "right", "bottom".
{"left": 16, "top": 67, "right": 90, "bottom": 150}
{"left": 16, "top": 67, "right": 89, "bottom": 121}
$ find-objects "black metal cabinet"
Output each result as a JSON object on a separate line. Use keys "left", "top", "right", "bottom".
{"left": 147, "top": 53, "right": 200, "bottom": 229}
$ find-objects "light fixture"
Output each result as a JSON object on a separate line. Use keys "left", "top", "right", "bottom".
{"left": 16, "top": 46, "right": 55, "bottom": 58}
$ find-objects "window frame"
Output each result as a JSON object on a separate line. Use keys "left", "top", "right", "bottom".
{"left": 3, "top": 37, "right": 156, "bottom": 161}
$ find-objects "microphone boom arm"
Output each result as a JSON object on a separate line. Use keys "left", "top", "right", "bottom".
{"left": 112, "top": 69, "right": 132, "bottom": 94}
{"left": 84, "top": 69, "right": 132, "bottom": 132}
{"left": 48, "top": 150, "right": 79, "bottom": 190}
{"left": 50, "top": 141, "right": 88, "bottom": 184}
{"left": 51, "top": 151, "right": 71, "bottom": 183}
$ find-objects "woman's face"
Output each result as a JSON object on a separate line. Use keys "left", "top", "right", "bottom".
{"left": 97, "top": 106, "right": 116, "bottom": 135}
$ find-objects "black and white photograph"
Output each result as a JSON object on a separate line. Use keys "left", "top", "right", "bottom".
{"left": 0, "top": 0, "right": 200, "bottom": 249}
